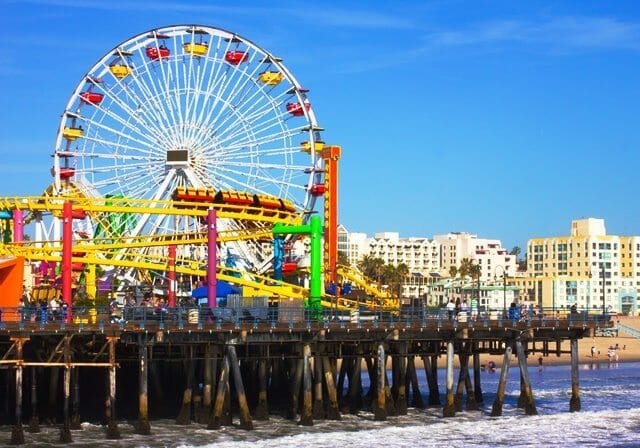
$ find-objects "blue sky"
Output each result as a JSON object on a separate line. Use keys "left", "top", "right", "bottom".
{"left": 1, "top": 0, "right": 639, "bottom": 252}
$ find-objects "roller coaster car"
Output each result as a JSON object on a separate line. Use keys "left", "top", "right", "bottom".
{"left": 172, "top": 186, "right": 215, "bottom": 204}
{"left": 253, "top": 194, "right": 281, "bottom": 216}
{"left": 214, "top": 190, "right": 254, "bottom": 212}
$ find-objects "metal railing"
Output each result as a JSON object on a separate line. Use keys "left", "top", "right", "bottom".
{"left": 0, "top": 304, "right": 613, "bottom": 331}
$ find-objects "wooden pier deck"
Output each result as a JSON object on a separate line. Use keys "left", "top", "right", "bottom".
{"left": 0, "top": 308, "right": 613, "bottom": 445}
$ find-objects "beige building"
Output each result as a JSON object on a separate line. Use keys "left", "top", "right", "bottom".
{"left": 434, "top": 232, "right": 516, "bottom": 281}
{"left": 524, "top": 218, "right": 639, "bottom": 314}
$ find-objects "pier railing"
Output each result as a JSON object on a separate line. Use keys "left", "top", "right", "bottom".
{"left": 0, "top": 305, "right": 613, "bottom": 332}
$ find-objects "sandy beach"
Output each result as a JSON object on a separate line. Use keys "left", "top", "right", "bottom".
{"left": 432, "top": 316, "right": 640, "bottom": 369}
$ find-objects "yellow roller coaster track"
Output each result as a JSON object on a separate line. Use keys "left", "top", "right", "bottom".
{"left": 336, "top": 264, "right": 399, "bottom": 309}
{"left": 0, "top": 196, "right": 303, "bottom": 226}
{"left": 0, "top": 195, "right": 370, "bottom": 311}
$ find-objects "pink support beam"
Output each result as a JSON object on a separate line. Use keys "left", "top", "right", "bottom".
{"left": 62, "top": 201, "right": 73, "bottom": 322}
{"left": 207, "top": 209, "right": 217, "bottom": 308}
{"left": 168, "top": 245, "right": 176, "bottom": 307}
{"left": 12, "top": 209, "right": 23, "bottom": 243}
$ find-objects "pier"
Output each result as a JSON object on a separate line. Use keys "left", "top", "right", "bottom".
{"left": 0, "top": 306, "right": 611, "bottom": 445}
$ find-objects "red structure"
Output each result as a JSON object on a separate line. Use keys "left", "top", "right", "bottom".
{"left": 146, "top": 45, "right": 170, "bottom": 60}
{"left": 225, "top": 50, "right": 248, "bottom": 65}
{"left": 322, "top": 145, "right": 341, "bottom": 286}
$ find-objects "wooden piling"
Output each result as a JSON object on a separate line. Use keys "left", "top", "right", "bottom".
{"left": 569, "top": 338, "right": 581, "bottom": 412}
{"left": 198, "top": 345, "right": 213, "bottom": 424}
{"left": 105, "top": 337, "right": 119, "bottom": 439}
{"left": 27, "top": 367, "right": 39, "bottom": 433}
{"left": 491, "top": 344, "right": 512, "bottom": 417}
{"left": 312, "top": 355, "right": 324, "bottom": 420}
{"left": 395, "top": 346, "right": 407, "bottom": 415}
{"left": 374, "top": 343, "right": 386, "bottom": 421}
{"left": 208, "top": 354, "right": 229, "bottom": 429}
{"left": 321, "top": 357, "right": 341, "bottom": 420}
{"left": 60, "top": 337, "right": 72, "bottom": 443}
{"left": 516, "top": 340, "right": 537, "bottom": 415}
{"left": 443, "top": 340, "right": 456, "bottom": 417}
{"left": 176, "top": 347, "right": 195, "bottom": 425}
{"left": 136, "top": 336, "right": 151, "bottom": 435}
{"left": 10, "top": 338, "right": 25, "bottom": 445}
{"left": 422, "top": 355, "right": 438, "bottom": 406}
{"left": 473, "top": 347, "right": 483, "bottom": 403}
{"left": 406, "top": 356, "right": 424, "bottom": 409}
{"left": 70, "top": 367, "right": 81, "bottom": 429}
{"left": 454, "top": 352, "right": 468, "bottom": 412}
{"left": 228, "top": 345, "right": 254, "bottom": 430}
{"left": 254, "top": 358, "right": 269, "bottom": 420}
{"left": 383, "top": 362, "right": 397, "bottom": 416}
{"left": 348, "top": 356, "right": 362, "bottom": 415}
{"left": 299, "top": 344, "right": 313, "bottom": 426}
{"left": 289, "top": 358, "right": 303, "bottom": 420}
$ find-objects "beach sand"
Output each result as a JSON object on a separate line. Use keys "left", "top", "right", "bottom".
{"left": 433, "top": 316, "right": 640, "bottom": 369}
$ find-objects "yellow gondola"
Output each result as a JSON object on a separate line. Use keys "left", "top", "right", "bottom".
{"left": 109, "top": 64, "right": 132, "bottom": 79}
{"left": 258, "top": 71, "right": 283, "bottom": 86}
{"left": 62, "top": 127, "right": 84, "bottom": 141}
{"left": 300, "top": 141, "right": 325, "bottom": 154}
{"left": 183, "top": 42, "right": 208, "bottom": 56}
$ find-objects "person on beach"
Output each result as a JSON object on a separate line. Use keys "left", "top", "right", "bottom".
{"left": 591, "top": 346, "right": 597, "bottom": 358}
{"left": 538, "top": 356, "right": 544, "bottom": 372}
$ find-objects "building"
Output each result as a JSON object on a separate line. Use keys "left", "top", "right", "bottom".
{"left": 524, "top": 218, "right": 639, "bottom": 314}
{"left": 434, "top": 232, "right": 516, "bottom": 281}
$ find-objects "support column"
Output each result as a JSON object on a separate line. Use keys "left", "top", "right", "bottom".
{"left": 374, "top": 343, "right": 386, "bottom": 421}
{"left": 60, "top": 337, "right": 72, "bottom": 443}
{"left": 396, "top": 347, "right": 407, "bottom": 415}
{"left": 312, "top": 355, "right": 324, "bottom": 420}
{"left": 321, "top": 357, "right": 340, "bottom": 420}
{"left": 443, "top": 340, "right": 456, "bottom": 417}
{"left": 105, "top": 337, "right": 119, "bottom": 439}
{"left": 136, "top": 336, "right": 151, "bottom": 434}
{"left": 199, "top": 345, "right": 213, "bottom": 424}
{"left": 569, "top": 338, "right": 581, "bottom": 412}
{"left": 454, "top": 352, "right": 468, "bottom": 412}
{"left": 299, "top": 344, "right": 313, "bottom": 426}
{"left": 491, "top": 344, "right": 513, "bottom": 417}
{"left": 405, "top": 356, "right": 422, "bottom": 409}
{"left": 348, "top": 356, "right": 362, "bottom": 415}
{"left": 10, "top": 339, "right": 25, "bottom": 445}
{"left": 70, "top": 367, "right": 81, "bottom": 429}
{"left": 207, "top": 209, "right": 217, "bottom": 308}
{"left": 473, "top": 348, "right": 483, "bottom": 403}
{"left": 61, "top": 202, "right": 73, "bottom": 321}
{"left": 515, "top": 340, "right": 537, "bottom": 415}
{"left": 12, "top": 209, "right": 24, "bottom": 243}
{"left": 208, "top": 354, "right": 229, "bottom": 429}
{"left": 254, "top": 359, "right": 269, "bottom": 420}
{"left": 176, "top": 347, "right": 195, "bottom": 425}
{"left": 167, "top": 245, "right": 176, "bottom": 308}
{"left": 228, "top": 345, "right": 253, "bottom": 430}
{"left": 27, "top": 367, "right": 39, "bottom": 433}
{"left": 422, "top": 355, "right": 439, "bottom": 406}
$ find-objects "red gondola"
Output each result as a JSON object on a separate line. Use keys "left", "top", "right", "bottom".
{"left": 310, "top": 184, "right": 325, "bottom": 196}
{"left": 58, "top": 167, "right": 75, "bottom": 179}
{"left": 225, "top": 50, "right": 248, "bottom": 65}
{"left": 146, "top": 45, "right": 170, "bottom": 60}
{"left": 79, "top": 91, "right": 104, "bottom": 105}
{"left": 286, "top": 101, "right": 310, "bottom": 117}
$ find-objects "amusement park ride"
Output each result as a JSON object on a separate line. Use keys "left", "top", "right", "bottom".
{"left": 0, "top": 25, "right": 394, "bottom": 315}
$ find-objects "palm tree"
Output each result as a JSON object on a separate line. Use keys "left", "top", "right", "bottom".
{"left": 358, "top": 255, "right": 385, "bottom": 283}
{"left": 337, "top": 250, "right": 350, "bottom": 267}
{"left": 448, "top": 265, "right": 458, "bottom": 278}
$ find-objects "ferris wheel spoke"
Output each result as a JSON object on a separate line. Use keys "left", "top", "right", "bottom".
{"left": 79, "top": 124, "right": 162, "bottom": 155}
{"left": 93, "top": 77, "right": 174, "bottom": 147}
{"left": 211, "top": 164, "right": 303, "bottom": 194}
{"left": 212, "top": 127, "right": 301, "bottom": 155}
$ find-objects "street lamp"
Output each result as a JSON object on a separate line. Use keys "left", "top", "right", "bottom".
{"left": 494, "top": 265, "right": 507, "bottom": 317}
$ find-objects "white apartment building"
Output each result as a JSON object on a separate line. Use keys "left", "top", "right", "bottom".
{"left": 434, "top": 232, "right": 516, "bottom": 281}
{"left": 367, "top": 232, "right": 440, "bottom": 276}
{"left": 525, "top": 218, "right": 639, "bottom": 314}
{"left": 337, "top": 224, "right": 369, "bottom": 267}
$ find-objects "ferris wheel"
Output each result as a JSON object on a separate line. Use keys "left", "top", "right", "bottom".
{"left": 50, "top": 25, "right": 325, "bottom": 269}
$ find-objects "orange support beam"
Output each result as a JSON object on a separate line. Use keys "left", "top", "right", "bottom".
{"left": 322, "top": 145, "right": 341, "bottom": 286}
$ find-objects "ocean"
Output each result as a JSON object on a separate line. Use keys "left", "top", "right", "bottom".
{"left": 3, "top": 361, "right": 640, "bottom": 447}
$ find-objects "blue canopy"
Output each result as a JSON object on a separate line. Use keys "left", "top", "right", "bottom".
{"left": 191, "top": 281, "right": 240, "bottom": 299}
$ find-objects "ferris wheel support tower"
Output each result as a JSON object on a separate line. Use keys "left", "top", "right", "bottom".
{"left": 322, "top": 145, "right": 341, "bottom": 288}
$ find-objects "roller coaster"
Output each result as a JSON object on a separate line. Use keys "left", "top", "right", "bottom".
{"left": 0, "top": 25, "right": 397, "bottom": 314}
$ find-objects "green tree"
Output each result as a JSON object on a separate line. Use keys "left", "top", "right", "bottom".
{"left": 337, "top": 250, "right": 350, "bottom": 267}
{"left": 448, "top": 265, "right": 458, "bottom": 278}
{"left": 358, "top": 255, "right": 385, "bottom": 282}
